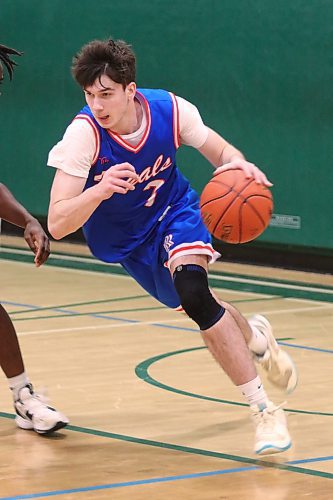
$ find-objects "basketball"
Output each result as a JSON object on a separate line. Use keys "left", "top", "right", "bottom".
{"left": 200, "top": 169, "right": 273, "bottom": 244}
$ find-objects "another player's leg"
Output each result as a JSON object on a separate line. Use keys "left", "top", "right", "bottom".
{"left": 171, "top": 258, "right": 291, "bottom": 455}
{"left": 0, "top": 304, "right": 69, "bottom": 434}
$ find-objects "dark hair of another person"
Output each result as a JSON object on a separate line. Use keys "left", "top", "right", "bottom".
{"left": 0, "top": 43, "right": 22, "bottom": 80}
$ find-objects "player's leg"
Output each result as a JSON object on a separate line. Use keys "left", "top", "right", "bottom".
{"left": 170, "top": 256, "right": 291, "bottom": 455}
{"left": 163, "top": 188, "right": 297, "bottom": 394}
{"left": 122, "top": 190, "right": 293, "bottom": 454}
{"left": 171, "top": 256, "right": 256, "bottom": 385}
{"left": 0, "top": 304, "right": 69, "bottom": 434}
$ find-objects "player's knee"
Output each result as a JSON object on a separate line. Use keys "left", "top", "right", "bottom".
{"left": 173, "top": 264, "right": 225, "bottom": 330}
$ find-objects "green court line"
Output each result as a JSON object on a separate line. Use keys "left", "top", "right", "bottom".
{"left": 0, "top": 250, "right": 127, "bottom": 277}
{"left": 3, "top": 244, "right": 333, "bottom": 292}
{"left": 10, "top": 294, "right": 278, "bottom": 316}
{"left": 9, "top": 294, "right": 149, "bottom": 315}
{"left": 207, "top": 277, "right": 333, "bottom": 303}
{"left": 12, "top": 305, "right": 166, "bottom": 322}
{"left": 209, "top": 271, "right": 333, "bottom": 291}
{"left": 2, "top": 248, "right": 332, "bottom": 480}
{"left": 1, "top": 249, "right": 332, "bottom": 302}
{"left": 0, "top": 411, "right": 331, "bottom": 479}
{"left": 135, "top": 346, "right": 333, "bottom": 418}
{"left": 10, "top": 296, "right": 279, "bottom": 322}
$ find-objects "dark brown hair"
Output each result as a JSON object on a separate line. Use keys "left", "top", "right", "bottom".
{"left": 72, "top": 38, "right": 136, "bottom": 89}
{"left": 0, "top": 43, "right": 22, "bottom": 80}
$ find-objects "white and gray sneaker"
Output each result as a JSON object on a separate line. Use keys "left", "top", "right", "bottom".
{"left": 249, "top": 314, "right": 298, "bottom": 394}
{"left": 14, "top": 384, "right": 69, "bottom": 434}
{"left": 251, "top": 401, "right": 291, "bottom": 455}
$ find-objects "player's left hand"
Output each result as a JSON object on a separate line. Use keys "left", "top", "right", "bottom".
{"left": 214, "top": 158, "right": 273, "bottom": 186}
{"left": 24, "top": 218, "right": 50, "bottom": 267}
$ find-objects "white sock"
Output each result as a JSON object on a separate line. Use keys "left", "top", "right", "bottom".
{"left": 238, "top": 375, "right": 268, "bottom": 409}
{"left": 8, "top": 372, "right": 30, "bottom": 401}
{"left": 248, "top": 326, "right": 268, "bottom": 356}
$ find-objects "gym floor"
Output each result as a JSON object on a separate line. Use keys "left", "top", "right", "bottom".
{"left": 0, "top": 235, "right": 332, "bottom": 499}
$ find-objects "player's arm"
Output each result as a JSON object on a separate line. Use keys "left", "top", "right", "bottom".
{"left": 48, "top": 164, "right": 138, "bottom": 240}
{"left": 177, "top": 96, "right": 271, "bottom": 186}
{"left": 47, "top": 119, "right": 138, "bottom": 240}
{"left": 0, "top": 183, "right": 49, "bottom": 266}
{"left": 198, "top": 128, "right": 272, "bottom": 186}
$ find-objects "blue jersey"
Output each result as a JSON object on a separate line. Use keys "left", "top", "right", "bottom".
{"left": 77, "top": 88, "right": 197, "bottom": 263}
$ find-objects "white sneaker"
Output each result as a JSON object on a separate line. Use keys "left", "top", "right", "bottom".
{"left": 249, "top": 314, "right": 298, "bottom": 394}
{"left": 14, "top": 384, "right": 69, "bottom": 434}
{"left": 251, "top": 401, "right": 291, "bottom": 455}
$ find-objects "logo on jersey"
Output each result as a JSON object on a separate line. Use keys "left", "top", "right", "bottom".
{"left": 98, "top": 156, "right": 109, "bottom": 165}
{"left": 93, "top": 153, "right": 173, "bottom": 185}
{"left": 163, "top": 234, "right": 174, "bottom": 252}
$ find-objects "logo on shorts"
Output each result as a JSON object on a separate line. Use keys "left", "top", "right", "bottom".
{"left": 163, "top": 234, "right": 174, "bottom": 252}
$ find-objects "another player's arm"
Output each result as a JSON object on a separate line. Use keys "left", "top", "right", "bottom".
{"left": 0, "top": 183, "right": 36, "bottom": 227}
{"left": 198, "top": 128, "right": 272, "bottom": 186}
{"left": 48, "top": 164, "right": 138, "bottom": 240}
{"left": 0, "top": 183, "right": 49, "bottom": 266}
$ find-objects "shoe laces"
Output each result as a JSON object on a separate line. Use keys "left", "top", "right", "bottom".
{"left": 253, "top": 402, "right": 286, "bottom": 432}
{"left": 17, "top": 384, "right": 49, "bottom": 408}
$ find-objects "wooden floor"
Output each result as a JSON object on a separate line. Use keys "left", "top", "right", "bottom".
{"left": 0, "top": 236, "right": 332, "bottom": 499}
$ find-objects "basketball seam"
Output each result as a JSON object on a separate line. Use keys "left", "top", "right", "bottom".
{"left": 244, "top": 199, "right": 270, "bottom": 228}
{"left": 238, "top": 202, "right": 242, "bottom": 244}
{"left": 200, "top": 190, "right": 232, "bottom": 208}
{"left": 211, "top": 178, "right": 254, "bottom": 236}
{"left": 242, "top": 194, "right": 272, "bottom": 201}
{"left": 238, "top": 197, "right": 272, "bottom": 243}
{"left": 200, "top": 181, "right": 234, "bottom": 209}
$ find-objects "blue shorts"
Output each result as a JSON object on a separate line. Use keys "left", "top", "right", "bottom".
{"left": 121, "top": 188, "right": 219, "bottom": 308}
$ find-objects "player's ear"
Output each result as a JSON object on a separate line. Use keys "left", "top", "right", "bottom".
{"left": 126, "top": 82, "right": 136, "bottom": 100}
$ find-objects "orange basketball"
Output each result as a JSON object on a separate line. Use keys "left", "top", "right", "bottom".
{"left": 200, "top": 169, "right": 273, "bottom": 244}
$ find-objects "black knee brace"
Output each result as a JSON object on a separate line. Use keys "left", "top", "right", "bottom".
{"left": 173, "top": 264, "right": 225, "bottom": 330}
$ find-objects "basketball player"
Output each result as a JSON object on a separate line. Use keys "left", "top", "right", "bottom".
{"left": 0, "top": 43, "right": 68, "bottom": 433}
{"left": 47, "top": 38, "right": 297, "bottom": 454}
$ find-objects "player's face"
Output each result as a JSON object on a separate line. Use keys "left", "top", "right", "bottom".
{"left": 84, "top": 75, "right": 136, "bottom": 133}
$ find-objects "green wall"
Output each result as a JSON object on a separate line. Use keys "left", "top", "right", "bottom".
{"left": 1, "top": 0, "right": 332, "bottom": 251}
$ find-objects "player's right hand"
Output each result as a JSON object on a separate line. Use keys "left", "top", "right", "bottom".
{"left": 24, "top": 218, "right": 50, "bottom": 267}
{"left": 97, "top": 163, "right": 139, "bottom": 199}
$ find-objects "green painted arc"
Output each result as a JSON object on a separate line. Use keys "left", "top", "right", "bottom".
{"left": 135, "top": 346, "right": 333, "bottom": 418}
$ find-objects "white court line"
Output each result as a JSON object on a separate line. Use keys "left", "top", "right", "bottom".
{"left": 209, "top": 273, "right": 333, "bottom": 295}
{"left": 255, "top": 303, "right": 332, "bottom": 316}
{"left": 17, "top": 319, "right": 190, "bottom": 336}
{"left": 0, "top": 257, "right": 131, "bottom": 280}
{"left": 285, "top": 297, "right": 330, "bottom": 306}
{"left": 212, "top": 288, "right": 274, "bottom": 298}
{"left": 17, "top": 303, "right": 332, "bottom": 337}
{"left": 0, "top": 247, "right": 119, "bottom": 267}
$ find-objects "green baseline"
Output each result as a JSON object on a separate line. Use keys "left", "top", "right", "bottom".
{"left": 0, "top": 249, "right": 332, "bottom": 302}
{"left": 0, "top": 411, "right": 331, "bottom": 479}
